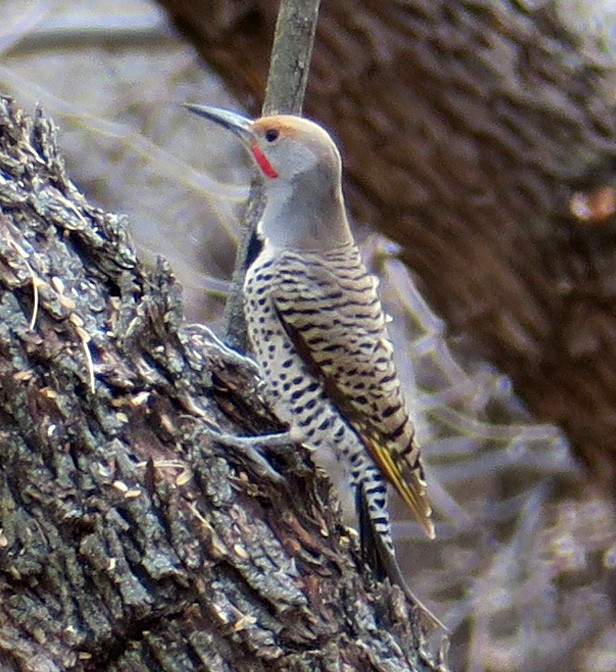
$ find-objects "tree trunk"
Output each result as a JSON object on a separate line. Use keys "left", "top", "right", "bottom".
{"left": 160, "top": 0, "right": 616, "bottom": 489}
{"left": 0, "top": 97, "right": 444, "bottom": 672}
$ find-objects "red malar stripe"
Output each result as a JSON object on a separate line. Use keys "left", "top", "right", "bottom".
{"left": 251, "top": 144, "right": 279, "bottom": 178}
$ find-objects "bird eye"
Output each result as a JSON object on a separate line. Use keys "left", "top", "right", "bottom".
{"left": 265, "top": 129, "right": 279, "bottom": 142}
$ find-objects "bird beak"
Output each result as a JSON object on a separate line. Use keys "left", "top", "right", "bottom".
{"left": 183, "top": 104, "right": 254, "bottom": 143}
{"left": 184, "top": 104, "right": 280, "bottom": 179}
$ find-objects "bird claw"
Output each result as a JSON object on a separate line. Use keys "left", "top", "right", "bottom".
{"left": 203, "top": 426, "right": 290, "bottom": 483}
{"left": 184, "top": 324, "right": 261, "bottom": 376}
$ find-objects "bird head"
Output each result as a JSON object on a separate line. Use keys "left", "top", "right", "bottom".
{"left": 185, "top": 104, "right": 352, "bottom": 251}
{"left": 184, "top": 104, "right": 342, "bottom": 186}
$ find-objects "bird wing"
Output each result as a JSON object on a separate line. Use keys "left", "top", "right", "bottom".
{"left": 271, "top": 251, "right": 434, "bottom": 538}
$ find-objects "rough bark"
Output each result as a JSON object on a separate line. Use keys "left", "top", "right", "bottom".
{"left": 0, "top": 98, "right": 445, "bottom": 672}
{"left": 160, "top": 0, "right": 616, "bottom": 489}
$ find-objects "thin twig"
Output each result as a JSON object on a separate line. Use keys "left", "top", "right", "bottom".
{"left": 262, "top": 0, "right": 322, "bottom": 116}
{"left": 222, "top": 0, "right": 321, "bottom": 349}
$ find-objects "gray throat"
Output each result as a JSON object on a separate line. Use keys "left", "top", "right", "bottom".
{"left": 258, "top": 175, "right": 354, "bottom": 252}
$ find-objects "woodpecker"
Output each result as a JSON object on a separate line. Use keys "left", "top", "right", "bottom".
{"left": 186, "top": 104, "right": 436, "bottom": 615}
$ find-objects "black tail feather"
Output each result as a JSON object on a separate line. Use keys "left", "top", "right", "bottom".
{"left": 356, "top": 481, "right": 387, "bottom": 580}
{"left": 356, "top": 482, "right": 448, "bottom": 631}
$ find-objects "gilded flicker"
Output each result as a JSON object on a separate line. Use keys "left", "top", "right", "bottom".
{"left": 186, "top": 104, "right": 435, "bottom": 608}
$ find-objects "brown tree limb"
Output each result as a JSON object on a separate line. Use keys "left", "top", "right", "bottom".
{"left": 0, "top": 98, "right": 446, "bottom": 671}
{"left": 161, "top": 0, "right": 616, "bottom": 490}
{"left": 262, "top": 0, "right": 321, "bottom": 116}
{"left": 223, "top": 0, "right": 321, "bottom": 349}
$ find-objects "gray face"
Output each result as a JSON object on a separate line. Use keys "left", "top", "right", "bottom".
{"left": 247, "top": 115, "right": 354, "bottom": 252}
{"left": 248, "top": 115, "right": 343, "bottom": 184}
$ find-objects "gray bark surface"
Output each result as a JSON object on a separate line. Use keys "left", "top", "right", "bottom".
{"left": 0, "top": 98, "right": 444, "bottom": 672}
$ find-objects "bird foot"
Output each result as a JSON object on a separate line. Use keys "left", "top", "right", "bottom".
{"left": 184, "top": 324, "right": 261, "bottom": 376}
{"left": 203, "top": 426, "right": 290, "bottom": 483}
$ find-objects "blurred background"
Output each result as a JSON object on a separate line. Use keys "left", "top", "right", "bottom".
{"left": 1, "top": 1, "right": 615, "bottom": 670}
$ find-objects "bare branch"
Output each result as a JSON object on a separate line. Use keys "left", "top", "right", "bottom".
{"left": 223, "top": 0, "right": 321, "bottom": 349}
